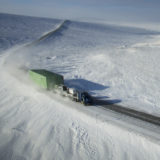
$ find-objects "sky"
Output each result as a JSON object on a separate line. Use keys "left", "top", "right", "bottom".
{"left": 0, "top": 0, "right": 160, "bottom": 23}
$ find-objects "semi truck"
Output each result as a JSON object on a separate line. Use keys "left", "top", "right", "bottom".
{"left": 29, "top": 69, "right": 92, "bottom": 105}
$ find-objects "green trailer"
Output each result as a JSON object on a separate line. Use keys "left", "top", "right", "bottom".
{"left": 29, "top": 69, "right": 64, "bottom": 90}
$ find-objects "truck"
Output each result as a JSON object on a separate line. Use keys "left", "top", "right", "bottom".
{"left": 59, "top": 86, "right": 92, "bottom": 105}
{"left": 29, "top": 69, "right": 92, "bottom": 105}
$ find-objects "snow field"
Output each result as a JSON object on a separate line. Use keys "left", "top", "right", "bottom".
{"left": 67, "top": 35, "right": 160, "bottom": 115}
{"left": 0, "top": 65, "right": 160, "bottom": 160}
{"left": 1, "top": 13, "right": 160, "bottom": 159}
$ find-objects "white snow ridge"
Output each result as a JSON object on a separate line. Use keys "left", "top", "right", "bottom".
{"left": 0, "top": 13, "right": 160, "bottom": 160}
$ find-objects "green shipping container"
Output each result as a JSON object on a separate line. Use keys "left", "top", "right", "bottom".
{"left": 29, "top": 69, "right": 64, "bottom": 90}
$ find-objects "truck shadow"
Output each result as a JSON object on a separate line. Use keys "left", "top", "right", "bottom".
{"left": 65, "top": 78, "right": 109, "bottom": 91}
{"left": 65, "top": 78, "right": 122, "bottom": 105}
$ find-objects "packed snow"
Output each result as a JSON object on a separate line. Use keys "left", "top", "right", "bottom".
{"left": 0, "top": 13, "right": 160, "bottom": 159}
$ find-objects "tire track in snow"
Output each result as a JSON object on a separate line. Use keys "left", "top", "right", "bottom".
{"left": 94, "top": 98, "right": 160, "bottom": 126}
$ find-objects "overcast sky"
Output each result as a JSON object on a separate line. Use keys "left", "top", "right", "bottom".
{"left": 0, "top": 0, "right": 160, "bottom": 22}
